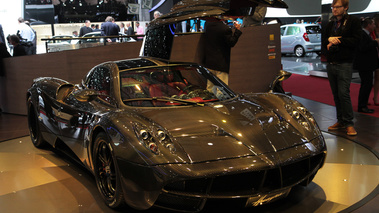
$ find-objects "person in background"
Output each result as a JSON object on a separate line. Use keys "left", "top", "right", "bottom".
{"left": 135, "top": 21, "right": 144, "bottom": 41}
{"left": 125, "top": 23, "right": 134, "bottom": 36}
{"left": 0, "top": 41, "right": 11, "bottom": 75}
{"left": 353, "top": 18, "right": 379, "bottom": 113}
{"left": 0, "top": 40, "right": 11, "bottom": 113}
{"left": 24, "top": 21, "right": 37, "bottom": 54}
{"left": 17, "top": 17, "right": 35, "bottom": 55}
{"left": 204, "top": 17, "right": 242, "bottom": 95}
{"left": 119, "top": 22, "right": 125, "bottom": 34}
{"left": 154, "top": 11, "right": 162, "bottom": 20}
{"left": 0, "top": 24, "right": 5, "bottom": 44}
{"left": 7, "top": 34, "right": 26, "bottom": 57}
{"left": 372, "top": 16, "right": 379, "bottom": 106}
{"left": 17, "top": 17, "right": 35, "bottom": 43}
{"left": 101, "top": 16, "right": 120, "bottom": 42}
{"left": 322, "top": 0, "right": 361, "bottom": 136}
{"left": 79, "top": 20, "right": 92, "bottom": 37}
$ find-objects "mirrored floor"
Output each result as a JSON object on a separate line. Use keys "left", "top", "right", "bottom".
{"left": 0, "top": 133, "right": 378, "bottom": 213}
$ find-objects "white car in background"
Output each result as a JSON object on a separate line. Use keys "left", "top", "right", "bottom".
{"left": 280, "top": 23, "right": 321, "bottom": 57}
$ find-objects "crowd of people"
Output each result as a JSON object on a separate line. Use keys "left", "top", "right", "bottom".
{"left": 0, "top": 17, "right": 37, "bottom": 59}
{"left": 75, "top": 17, "right": 145, "bottom": 42}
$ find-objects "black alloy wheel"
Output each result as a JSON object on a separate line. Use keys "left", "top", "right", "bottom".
{"left": 27, "top": 96, "right": 47, "bottom": 148}
{"left": 93, "top": 132, "right": 125, "bottom": 209}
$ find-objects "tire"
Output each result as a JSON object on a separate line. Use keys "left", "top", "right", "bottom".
{"left": 93, "top": 132, "right": 125, "bottom": 209}
{"left": 295, "top": 46, "right": 305, "bottom": 57}
{"left": 27, "top": 96, "right": 47, "bottom": 148}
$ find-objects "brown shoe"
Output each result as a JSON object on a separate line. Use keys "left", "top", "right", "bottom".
{"left": 346, "top": 126, "right": 357, "bottom": 136}
{"left": 328, "top": 122, "right": 345, "bottom": 130}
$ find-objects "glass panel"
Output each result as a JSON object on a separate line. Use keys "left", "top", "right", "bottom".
{"left": 119, "top": 65, "right": 236, "bottom": 107}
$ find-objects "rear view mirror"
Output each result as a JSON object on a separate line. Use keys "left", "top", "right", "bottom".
{"left": 72, "top": 89, "right": 101, "bottom": 102}
{"left": 269, "top": 70, "right": 292, "bottom": 93}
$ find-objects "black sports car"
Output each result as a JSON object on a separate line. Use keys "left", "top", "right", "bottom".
{"left": 27, "top": 57, "right": 326, "bottom": 212}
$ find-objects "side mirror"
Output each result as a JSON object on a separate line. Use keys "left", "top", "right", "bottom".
{"left": 269, "top": 70, "right": 292, "bottom": 93}
{"left": 56, "top": 83, "right": 75, "bottom": 103}
{"left": 72, "top": 89, "right": 101, "bottom": 102}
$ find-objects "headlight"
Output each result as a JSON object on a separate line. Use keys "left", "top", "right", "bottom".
{"left": 133, "top": 122, "right": 176, "bottom": 154}
{"left": 285, "top": 104, "right": 314, "bottom": 131}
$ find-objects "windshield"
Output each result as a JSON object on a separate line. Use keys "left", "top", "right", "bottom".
{"left": 119, "top": 65, "right": 235, "bottom": 107}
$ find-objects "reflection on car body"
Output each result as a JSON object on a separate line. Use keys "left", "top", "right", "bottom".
{"left": 280, "top": 23, "right": 321, "bottom": 57}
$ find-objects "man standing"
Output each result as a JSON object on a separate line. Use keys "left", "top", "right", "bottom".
{"left": 125, "top": 23, "right": 134, "bottom": 36}
{"left": 204, "top": 18, "right": 242, "bottom": 86}
{"left": 17, "top": 17, "right": 35, "bottom": 55}
{"left": 101, "top": 16, "right": 120, "bottom": 42}
{"left": 322, "top": 0, "right": 361, "bottom": 136}
{"left": 79, "top": 20, "right": 92, "bottom": 37}
{"left": 17, "top": 17, "right": 35, "bottom": 42}
{"left": 135, "top": 22, "right": 144, "bottom": 41}
{"left": 354, "top": 18, "right": 379, "bottom": 113}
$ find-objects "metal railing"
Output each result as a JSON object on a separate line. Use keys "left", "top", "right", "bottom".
{"left": 41, "top": 34, "right": 144, "bottom": 53}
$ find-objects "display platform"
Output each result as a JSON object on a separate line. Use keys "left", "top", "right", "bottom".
{"left": 0, "top": 133, "right": 377, "bottom": 213}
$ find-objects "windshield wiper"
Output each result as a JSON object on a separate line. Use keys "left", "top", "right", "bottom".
{"left": 123, "top": 97, "right": 204, "bottom": 106}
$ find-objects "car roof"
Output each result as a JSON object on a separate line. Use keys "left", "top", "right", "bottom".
{"left": 112, "top": 57, "right": 195, "bottom": 71}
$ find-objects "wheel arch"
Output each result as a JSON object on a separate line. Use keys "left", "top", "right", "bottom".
{"left": 294, "top": 45, "right": 305, "bottom": 57}
{"left": 89, "top": 126, "right": 108, "bottom": 164}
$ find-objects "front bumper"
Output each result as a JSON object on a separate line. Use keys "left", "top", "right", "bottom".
{"left": 116, "top": 136, "right": 326, "bottom": 212}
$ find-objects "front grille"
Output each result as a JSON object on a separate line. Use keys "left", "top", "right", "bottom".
{"left": 163, "top": 153, "right": 325, "bottom": 198}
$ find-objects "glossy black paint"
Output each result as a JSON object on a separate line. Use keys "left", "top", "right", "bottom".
{"left": 27, "top": 57, "right": 326, "bottom": 212}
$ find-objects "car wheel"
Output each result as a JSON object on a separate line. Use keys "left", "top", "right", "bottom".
{"left": 27, "top": 96, "right": 47, "bottom": 148}
{"left": 93, "top": 132, "right": 125, "bottom": 209}
{"left": 295, "top": 46, "right": 305, "bottom": 57}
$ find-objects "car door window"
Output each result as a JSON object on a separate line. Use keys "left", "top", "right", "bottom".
{"left": 285, "top": 26, "right": 300, "bottom": 36}
{"left": 280, "top": 27, "right": 286, "bottom": 36}
{"left": 85, "top": 66, "right": 111, "bottom": 101}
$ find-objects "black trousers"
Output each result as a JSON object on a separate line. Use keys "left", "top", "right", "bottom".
{"left": 358, "top": 70, "right": 374, "bottom": 109}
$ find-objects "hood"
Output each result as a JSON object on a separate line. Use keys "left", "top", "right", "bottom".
{"left": 134, "top": 98, "right": 310, "bottom": 163}
{"left": 151, "top": 0, "right": 288, "bottom": 26}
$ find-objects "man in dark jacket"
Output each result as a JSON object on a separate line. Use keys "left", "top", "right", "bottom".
{"left": 101, "top": 16, "right": 120, "bottom": 42}
{"left": 79, "top": 20, "right": 93, "bottom": 37}
{"left": 353, "top": 18, "right": 379, "bottom": 113}
{"left": 125, "top": 23, "right": 134, "bottom": 36}
{"left": 8, "top": 34, "right": 26, "bottom": 57}
{"left": 322, "top": 0, "right": 361, "bottom": 136}
{"left": 204, "top": 18, "right": 242, "bottom": 87}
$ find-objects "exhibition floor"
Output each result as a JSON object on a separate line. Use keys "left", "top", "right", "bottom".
{"left": 0, "top": 97, "right": 378, "bottom": 213}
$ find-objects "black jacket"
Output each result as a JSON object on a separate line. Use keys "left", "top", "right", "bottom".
{"left": 79, "top": 26, "right": 92, "bottom": 37}
{"left": 204, "top": 21, "right": 242, "bottom": 73}
{"left": 13, "top": 44, "right": 27, "bottom": 57}
{"left": 126, "top": 26, "right": 134, "bottom": 36}
{"left": 101, "top": 21, "right": 120, "bottom": 37}
{"left": 353, "top": 29, "right": 379, "bottom": 71}
{"left": 322, "top": 14, "right": 361, "bottom": 63}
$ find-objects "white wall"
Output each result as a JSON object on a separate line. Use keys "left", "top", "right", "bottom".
{"left": 0, "top": 0, "right": 24, "bottom": 39}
